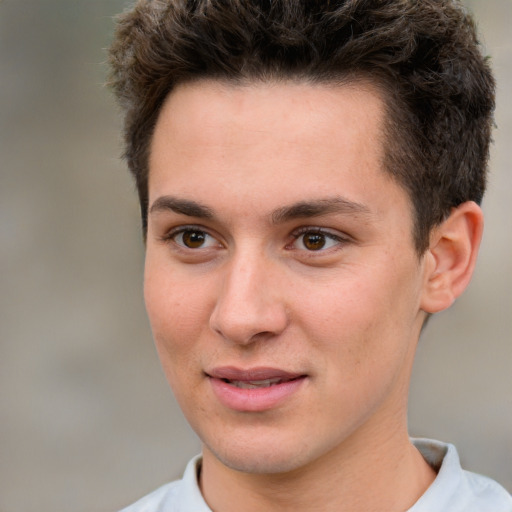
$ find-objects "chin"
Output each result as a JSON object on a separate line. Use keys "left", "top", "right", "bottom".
{"left": 202, "top": 429, "right": 325, "bottom": 475}
{"left": 212, "top": 447, "right": 306, "bottom": 475}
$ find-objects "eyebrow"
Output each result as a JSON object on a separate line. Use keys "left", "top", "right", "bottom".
{"left": 148, "top": 195, "right": 371, "bottom": 223}
{"left": 271, "top": 197, "right": 372, "bottom": 224}
{"left": 149, "top": 196, "right": 214, "bottom": 219}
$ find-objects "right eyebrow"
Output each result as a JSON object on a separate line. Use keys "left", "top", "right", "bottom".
{"left": 149, "top": 196, "right": 215, "bottom": 219}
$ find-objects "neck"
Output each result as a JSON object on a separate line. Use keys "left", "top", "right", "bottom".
{"left": 200, "top": 420, "right": 436, "bottom": 512}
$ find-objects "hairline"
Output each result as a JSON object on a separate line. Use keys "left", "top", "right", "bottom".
{"left": 144, "top": 73, "right": 424, "bottom": 253}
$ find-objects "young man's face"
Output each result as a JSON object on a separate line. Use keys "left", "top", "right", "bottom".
{"left": 144, "top": 80, "right": 430, "bottom": 475}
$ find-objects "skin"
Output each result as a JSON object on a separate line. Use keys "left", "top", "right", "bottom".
{"left": 144, "top": 80, "right": 483, "bottom": 511}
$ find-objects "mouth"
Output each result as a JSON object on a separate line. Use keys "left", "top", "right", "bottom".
{"left": 226, "top": 377, "right": 296, "bottom": 389}
{"left": 206, "top": 366, "right": 306, "bottom": 385}
{"left": 205, "top": 367, "right": 307, "bottom": 412}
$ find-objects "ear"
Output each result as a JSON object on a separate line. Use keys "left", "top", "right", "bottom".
{"left": 420, "top": 201, "right": 484, "bottom": 314}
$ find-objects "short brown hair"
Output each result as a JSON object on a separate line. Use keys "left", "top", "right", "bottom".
{"left": 108, "top": 0, "right": 495, "bottom": 252}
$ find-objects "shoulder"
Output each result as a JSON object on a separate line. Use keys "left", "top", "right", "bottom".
{"left": 411, "top": 438, "right": 512, "bottom": 512}
{"left": 118, "top": 455, "right": 211, "bottom": 512}
{"left": 461, "top": 470, "right": 512, "bottom": 511}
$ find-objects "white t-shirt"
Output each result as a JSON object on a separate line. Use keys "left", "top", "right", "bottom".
{"left": 119, "top": 438, "right": 512, "bottom": 511}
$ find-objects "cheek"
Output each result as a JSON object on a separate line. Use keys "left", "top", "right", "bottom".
{"left": 293, "top": 271, "right": 385, "bottom": 337}
{"left": 144, "top": 268, "right": 210, "bottom": 414}
{"left": 144, "top": 261, "right": 208, "bottom": 366}
{"left": 294, "top": 262, "right": 420, "bottom": 364}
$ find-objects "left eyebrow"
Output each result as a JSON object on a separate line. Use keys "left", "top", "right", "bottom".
{"left": 271, "top": 197, "right": 372, "bottom": 224}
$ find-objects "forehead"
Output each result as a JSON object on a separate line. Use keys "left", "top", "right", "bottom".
{"left": 154, "top": 78, "right": 386, "bottom": 144}
{"left": 148, "top": 79, "right": 411, "bottom": 227}
{"left": 151, "top": 80, "right": 386, "bottom": 174}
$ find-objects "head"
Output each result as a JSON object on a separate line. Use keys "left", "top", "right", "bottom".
{"left": 109, "top": 0, "right": 495, "bottom": 254}
{"left": 108, "top": 0, "right": 494, "bottom": 482}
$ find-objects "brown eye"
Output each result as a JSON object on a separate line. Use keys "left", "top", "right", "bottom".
{"left": 171, "top": 228, "right": 220, "bottom": 250}
{"left": 302, "top": 233, "right": 326, "bottom": 251}
{"left": 178, "top": 230, "right": 206, "bottom": 249}
{"left": 289, "top": 228, "right": 345, "bottom": 253}
{"left": 181, "top": 230, "right": 207, "bottom": 248}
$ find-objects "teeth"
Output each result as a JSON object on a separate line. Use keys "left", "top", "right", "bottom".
{"left": 230, "top": 378, "right": 283, "bottom": 389}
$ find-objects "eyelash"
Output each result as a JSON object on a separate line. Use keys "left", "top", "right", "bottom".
{"left": 288, "top": 227, "right": 349, "bottom": 252}
{"left": 160, "top": 225, "right": 221, "bottom": 250}
{"left": 161, "top": 225, "right": 349, "bottom": 255}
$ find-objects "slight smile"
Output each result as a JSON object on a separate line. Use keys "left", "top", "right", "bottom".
{"left": 206, "top": 367, "right": 308, "bottom": 412}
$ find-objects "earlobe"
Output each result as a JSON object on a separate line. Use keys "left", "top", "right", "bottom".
{"left": 420, "top": 201, "right": 484, "bottom": 314}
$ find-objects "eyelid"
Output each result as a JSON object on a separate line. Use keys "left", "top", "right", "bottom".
{"left": 291, "top": 226, "right": 350, "bottom": 241}
{"left": 287, "top": 226, "right": 351, "bottom": 251}
{"left": 158, "top": 224, "right": 351, "bottom": 254}
{"left": 160, "top": 224, "right": 223, "bottom": 249}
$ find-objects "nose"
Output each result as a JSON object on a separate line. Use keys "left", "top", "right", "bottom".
{"left": 209, "top": 251, "right": 289, "bottom": 346}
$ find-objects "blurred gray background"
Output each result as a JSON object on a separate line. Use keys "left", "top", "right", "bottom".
{"left": 0, "top": 1, "right": 510, "bottom": 511}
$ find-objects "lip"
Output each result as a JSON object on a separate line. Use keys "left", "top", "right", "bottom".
{"left": 206, "top": 366, "right": 307, "bottom": 412}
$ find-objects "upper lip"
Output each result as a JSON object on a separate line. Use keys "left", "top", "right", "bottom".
{"left": 206, "top": 366, "right": 306, "bottom": 382}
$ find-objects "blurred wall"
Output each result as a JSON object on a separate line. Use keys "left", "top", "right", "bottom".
{"left": 0, "top": 1, "right": 510, "bottom": 511}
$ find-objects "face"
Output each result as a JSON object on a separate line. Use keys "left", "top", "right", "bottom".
{"left": 145, "top": 80, "right": 429, "bottom": 475}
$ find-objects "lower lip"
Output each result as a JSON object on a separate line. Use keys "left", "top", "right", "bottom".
{"left": 209, "top": 377, "right": 307, "bottom": 412}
